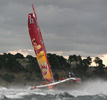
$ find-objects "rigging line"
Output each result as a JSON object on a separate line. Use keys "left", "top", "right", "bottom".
{"left": 31, "top": 0, "right": 37, "bottom": 7}
{"left": 31, "top": 0, "right": 34, "bottom": 5}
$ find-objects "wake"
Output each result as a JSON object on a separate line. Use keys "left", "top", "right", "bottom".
{"left": 73, "top": 79, "right": 107, "bottom": 96}
{"left": 0, "top": 79, "right": 107, "bottom": 100}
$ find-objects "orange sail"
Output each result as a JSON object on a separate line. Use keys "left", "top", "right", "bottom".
{"left": 28, "top": 5, "right": 53, "bottom": 82}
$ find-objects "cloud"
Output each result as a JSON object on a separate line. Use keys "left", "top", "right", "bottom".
{"left": 0, "top": 0, "right": 107, "bottom": 64}
{"left": 7, "top": 49, "right": 34, "bottom": 57}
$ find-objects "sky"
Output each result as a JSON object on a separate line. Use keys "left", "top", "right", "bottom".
{"left": 0, "top": 0, "right": 107, "bottom": 66}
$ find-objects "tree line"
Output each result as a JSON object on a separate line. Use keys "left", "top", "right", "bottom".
{"left": 0, "top": 53, "right": 106, "bottom": 83}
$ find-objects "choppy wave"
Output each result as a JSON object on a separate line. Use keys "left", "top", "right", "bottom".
{"left": 0, "top": 79, "right": 107, "bottom": 100}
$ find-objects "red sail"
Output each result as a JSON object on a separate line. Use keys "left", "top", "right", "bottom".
{"left": 28, "top": 5, "right": 53, "bottom": 82}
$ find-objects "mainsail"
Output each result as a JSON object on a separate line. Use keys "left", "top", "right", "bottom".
{"left": 28, "top": 5, "right": 53, "bottom": 82}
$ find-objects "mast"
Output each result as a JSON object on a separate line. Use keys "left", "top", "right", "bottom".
{"left": 28, "top": 5, "right": 53, "bottom": 82}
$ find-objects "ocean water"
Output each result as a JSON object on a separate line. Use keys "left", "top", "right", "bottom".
{"left": 0, "top": 79, "right": 107, "bottom": 100}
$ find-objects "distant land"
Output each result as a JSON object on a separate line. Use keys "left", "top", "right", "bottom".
{"left": 0, "top": 53, "right": 107, "bottom": 86}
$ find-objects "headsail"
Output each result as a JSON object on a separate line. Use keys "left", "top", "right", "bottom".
{"left": 28, "top": 5, "right": 53, "bottom": 82}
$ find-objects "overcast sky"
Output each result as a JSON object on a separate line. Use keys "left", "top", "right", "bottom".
{"left": 0, "top": 0, "right": 107, "bottom": 65}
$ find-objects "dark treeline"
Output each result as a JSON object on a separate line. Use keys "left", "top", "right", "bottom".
{"left": 0, "top": 53, "right": 107, "bottom": 83}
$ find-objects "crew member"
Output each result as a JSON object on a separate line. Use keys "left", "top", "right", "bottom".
{"left": 69, "top": 72, "right": 75, "bottom": 77}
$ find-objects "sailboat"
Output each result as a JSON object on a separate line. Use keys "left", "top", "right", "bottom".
{"left": 28, "top": 4, "right": 81, "bottom": 89}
